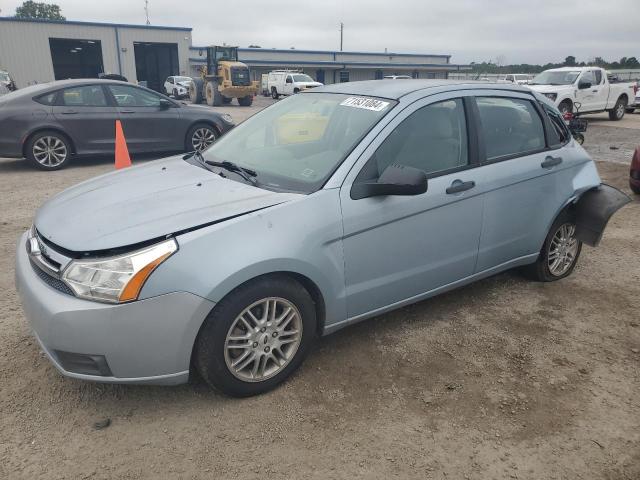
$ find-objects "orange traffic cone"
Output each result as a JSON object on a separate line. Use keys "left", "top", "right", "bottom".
{"left": 115, "top": 120, "right": 132, "bottom": 169}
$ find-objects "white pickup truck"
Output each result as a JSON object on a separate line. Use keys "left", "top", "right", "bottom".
{"left": 528, "top": 67, "right": 637, "bottom": 120}
{"left": 267, "top": 71, "right": 323, "bottom": 99}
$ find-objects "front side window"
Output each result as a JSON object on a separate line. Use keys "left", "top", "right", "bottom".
{"left": 476, "top": 97, "right": 546, "bottom": 160}
{"left": 355, "top": 98, "right": 469, "bottom": 183}
{"left": 581, "top": 70, "right": 595, "bottom": 85}
{"left": 60, "top": 85, "right": 108, "bottom": 107}
{"left": 544, "top": 105, "right": 571, "bottom": 147}
{"left": 594, "top": 70, "right": 603, "bottom": 85}
{"left": 203, "top": 93, "right": 396, "bottom": 193}
{"left": 292, "top": 74, "right": 314, "bottom": 83}
{"left": 108, "top": 84, "right": 162, "bottom": 107}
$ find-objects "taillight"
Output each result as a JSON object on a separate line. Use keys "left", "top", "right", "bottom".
{"left": 631, "top": 146, "right": 640, "bottom": 171}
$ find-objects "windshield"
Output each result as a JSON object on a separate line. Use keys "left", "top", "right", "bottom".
{"left": 0, "top": 72, "right": 9, "bottom": 82}
{"left": 292, "top": 74, "right": 314, "bottom": 83}
{"left": 202, "top": 93, "right": 396, "bottom": 193}
{"left": 175, "top": 76, "right": 191, "bottom": 83}
{"left": 531, "top": 71, "right": 580, "bottom": 85}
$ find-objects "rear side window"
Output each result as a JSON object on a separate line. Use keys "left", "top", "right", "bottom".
{"left": 476, "top": 97, "right": 546, "bottom": 160}
{"left": 60, "top": 85, "right": 108, "bottom": 107}
{"left": 108, "top": 84, "right": 161, "bottom": 107}
{"left": 34, "top": 92, "right": 56, "bottom": 105}
{"left": 544, "top": 106, "right": 571, "bottom": 147}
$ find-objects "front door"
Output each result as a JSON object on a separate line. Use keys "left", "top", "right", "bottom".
{"left": 52, "top": 84, "right": 119, "bottom": 155}
{"left": 340, "top": 95, "right": 483, "bottom": 318}
{"left": 106, "top": 83, "right": 180, "bottom": 152}
{"left": 575, "top": 70, "right": 598, "bottom": 112}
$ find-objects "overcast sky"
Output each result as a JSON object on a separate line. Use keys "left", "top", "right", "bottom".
{"left": 1, "top": 0, "right": 637, "bottom": 64}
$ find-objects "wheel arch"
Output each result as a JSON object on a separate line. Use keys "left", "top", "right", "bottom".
{"left": 22, "top": 127, "right": 76, "bottom": 158}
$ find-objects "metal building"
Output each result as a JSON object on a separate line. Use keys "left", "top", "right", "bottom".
{"left": 0, "top": 17, "right": 192, "bottom": 91}
{"left": 0, "top": 17, "right": 468, "bottom": 90}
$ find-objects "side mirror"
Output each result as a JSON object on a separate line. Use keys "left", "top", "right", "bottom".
{"left": 578, "top": 81, "right": 592, "bottom": 90}
{"left": 351, "top": 164, "right": 428, "bottom": 200}
{"left": 159, "top": 98, "right": 173, "bottom": 109}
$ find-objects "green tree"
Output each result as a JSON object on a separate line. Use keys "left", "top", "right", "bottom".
{"left": 564, "top": 55, "right": 576, "bottom": 66}
{"left": 15, "top": 1, "right": 65, "bottom": 20}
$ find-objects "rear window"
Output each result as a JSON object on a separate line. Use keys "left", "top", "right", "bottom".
{"left": 544, "top": 106, "right": 571, "bottom": 146}
{"left": 60, "top": 85, "right": 108, "bottom": 107}
{"left": 476, "top": 97, "right": 546, "bottom": 160}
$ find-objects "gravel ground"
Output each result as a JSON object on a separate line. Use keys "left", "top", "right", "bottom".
{"left": 0, "top": 101, "right": 638, "bottom": 480}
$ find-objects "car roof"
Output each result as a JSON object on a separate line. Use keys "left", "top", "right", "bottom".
{"left": 315, "top": 79, "right": 533, "bottom": 100}
{"left": 545, "top": 67, "right": 592, "bottom": 72}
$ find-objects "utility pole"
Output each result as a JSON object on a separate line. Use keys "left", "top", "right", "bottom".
{"left": 144, "top": 0, "right": 150, "bottom": 25}
{"left": 339, "top": 22, "right": 344, "bottom": 52}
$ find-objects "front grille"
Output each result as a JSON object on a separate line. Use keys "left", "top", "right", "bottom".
{"left": 29, "top": 258, "right": 74, "bottom": 296}
{"left": 230, "top": 67, "right": 251, "bottom": 86}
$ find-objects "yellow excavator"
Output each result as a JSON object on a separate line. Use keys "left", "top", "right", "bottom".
{"left": 189, "top": 46, "right": 258, "bottom": 107}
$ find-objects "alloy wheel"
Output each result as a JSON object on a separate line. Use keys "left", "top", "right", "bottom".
{"left": 616, "top": 102, "right": 625, "bottom": 118}
{"left": 224, "top": 297, "right": 303, "bottom": 382}
{"left": 548, "top": 223, "right": 579, "bottom": 276}
{"left": 191, "top": 128, "right": 216, "bottom": 151}
{"left": 32, "top": 136, "right": 67, "bottom": 168}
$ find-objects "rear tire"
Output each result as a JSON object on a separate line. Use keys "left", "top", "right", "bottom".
{"left": 608, "top": 97, "right": 627, "bottom": 121}
{"left": 271, "top": 87, "right": 279, "bottom": 99}
{"left": 238, "top": 95, "right": 253, "bottom": 106}
{"left": 25, "top": 130, "right": 72, "bottom": 171}
{"left": 189, "top": 78, "right": 204, "bottom": 104}
{"left": 205, "top": 81, "right": 223, "bottom": 107}
{"left": 630, "top": 181, "right": 640, "bottom": 195}
{"left": 195, "top": 275, "right": 317, "bottom": 397}
{"left": 523, "top": 211, "right": 582, "bottom": 282}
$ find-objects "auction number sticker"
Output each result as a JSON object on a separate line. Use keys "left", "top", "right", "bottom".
{"left": 340, "top": 97, "right": 390, "bottom": 112}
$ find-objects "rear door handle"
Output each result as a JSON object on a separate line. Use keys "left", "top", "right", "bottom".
{"left": 541, "top": 156, "right": 563, "bottom": 169}
{"left": 446, "top": 180, "right": 475, "bottom": 194}
{"left": 120, "top": 110, "right": 135, "bottom": 114}
{"left": 61, "top": 109, "right": 77, "bottom": 115}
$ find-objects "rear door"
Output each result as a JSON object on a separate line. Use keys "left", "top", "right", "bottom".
{"left": 51, "top": 84, "right": 119, "bottom": 155}
{"left": 106, "top": 83, "right": 181, "bottom": 152}
{"left": 472, "top": 94, "right": 578, "bottom": 271}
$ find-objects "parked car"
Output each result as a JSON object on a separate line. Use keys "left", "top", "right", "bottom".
{"left": 164, "top": 76, "right": 193, "bottom": 99}
{"left": 0, "top": 79, "right": 234, "bottom": 170}
{"left": 268, "top": 71, "right": 323, "bottom": 99}
{"left": 631, "top": 146, "right": 640, "bottom": 194}
{"left": 0, "top": 69, "right": 17, "bottom": 92}
{"left": 504, "top": 73, "right": 531, "bottom": 85}
{"left": 383, "top": 75, "right": 412, "bottom": 80}
{"left": 15, "top": 80, "right": 630, "bottom": 397}
{"left": 260, "top": 73, "right": 270, "bottom": 96}
{"left": 99, "top": 73, "right": 128, "bottom": 82}
{"left": 625, "top": 83, "right": 639, "bottom": 113}
{"left": 528, "top": 67, "right": 636, "bottom": 120}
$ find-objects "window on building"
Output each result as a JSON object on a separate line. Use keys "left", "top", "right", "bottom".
{"left": 339, "top": 71, "right": 350, "bottom": 83}
{"left": 412, "top": 71, "right": 419, "bottom": 79}
{"left": 60, "top": 85, "right": 108, "bottom": 107}
{"left": 475, "top": 97, "right": 546, "bottom": 160}
{"left": 355, "top": 98, "right": 469, "bottom": 183}
{"left": 375, "top": 70, "right": 383, "bottom": 80}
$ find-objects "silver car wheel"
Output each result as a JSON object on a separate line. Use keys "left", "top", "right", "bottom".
{"left": 548, "top": 223, "right": 579, "bottom": 276}
{"left": 224, "top": 297, "right": 303, "bottom": 383}
{"left": 191, "top": 127, "right": 216, "bottom": 151}
{"left": 616, "top": 102, "right": 625, "bottom": 118}
{"left": 32, "top": 136, "right": 67, "bottom": 167}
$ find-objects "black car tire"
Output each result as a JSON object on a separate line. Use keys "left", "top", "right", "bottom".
{"left": 238, "top": 95, "right": 253, "bottom": 107}
{"left": 173, "top": 88, "right": 179, "bottom": 99}
{"left": 626, "top": 108, "right": 635, "bottom": 114}
{"left": 189, "top": 78, "right": 204, "bottom": 104}
{"left": 608, "top": 97, "right": 627, "bottom": 121}
{"left": 186, "top": 123, "right": 218, "bottom": 152}
{"left": 25, "top": 130, "right": 72, "bottom": 171}
{"left": 195, "top": 275, "right": 317, "bottom": 397}
{"left": 523, "top": 211, "right": 582, "bottom": 282}
{"left": 630, "top": 181, "right": 640, "bottom": 195}
{"left": 271, "top": 87, "right": 279, "bottom": 99}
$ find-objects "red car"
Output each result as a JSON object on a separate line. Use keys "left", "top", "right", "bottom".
{"left": 631, "top": 146, "right": 640, "bottom": 194}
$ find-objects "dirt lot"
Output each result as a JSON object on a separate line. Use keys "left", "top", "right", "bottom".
{"left": 0, "top": 103, "right": 639, "bottom": 480}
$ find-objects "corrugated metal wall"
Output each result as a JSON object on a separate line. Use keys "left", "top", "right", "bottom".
{"left": 0, "top": 19, "right": 192, "bottom": 87}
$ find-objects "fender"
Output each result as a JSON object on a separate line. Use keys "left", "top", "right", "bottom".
{"left": 574, "top": 184, "right": 631, "bottom": 246}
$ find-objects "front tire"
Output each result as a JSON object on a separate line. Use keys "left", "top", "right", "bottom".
{"left": 25, "top": 130, "right": 71, "bottom": 170}
{"left": 195, "top": 275, "right": 317, "bottom": 397}
{"left": 523, "top": 211, "right": 582, "bottom": 282}
{"left": 186, "top": 123, "right": 217, "bottom": 152}
{"left": 609, "top": 97, "right": 627, "bottom": 121}
{"left": 271, "top": 87, "right": 279, "bottom": 99}
{"left": 238, "top": 95, "right": 253, "bottom": 106}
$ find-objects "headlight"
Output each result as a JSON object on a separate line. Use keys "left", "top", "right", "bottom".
{"left": 221, "top": 113, "right": 234, "bottom": 124}
{"left": 62, "top": 239, "right": 177, "bottom": 303}
{"left": 543, "top": 92, "right": 558, "bottom": 101}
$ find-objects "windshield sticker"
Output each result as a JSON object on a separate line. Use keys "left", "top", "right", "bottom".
{"left": 340, "top": 97, "right": 390, "bottom": 112}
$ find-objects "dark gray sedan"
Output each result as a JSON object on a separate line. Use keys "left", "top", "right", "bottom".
{"left": 0, "top": 79, "right": 235, "bottom": 170}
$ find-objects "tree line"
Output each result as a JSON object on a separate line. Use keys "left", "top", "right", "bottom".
{"left": 471, "top": 55, "right": 640, "bottom": 74}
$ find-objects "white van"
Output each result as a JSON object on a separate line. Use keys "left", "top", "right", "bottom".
{"left": 267, "top": 71, "right": 323, "bottom": 99}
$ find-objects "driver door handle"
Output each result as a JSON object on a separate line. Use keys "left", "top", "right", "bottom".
{"left": 446, "top": 180, "right": 475, "bottom": 194}
{"left": 541, "top": 156, "right": 563, "bottom": 169}
{"left": 120, "top": 110, "right": 135, "bottom": 114}
{"left": 61, "top": 109, "right": 77, "bottom": 115}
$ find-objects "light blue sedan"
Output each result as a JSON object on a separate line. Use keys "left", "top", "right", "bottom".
{"left": 15, "top": 80, "right": 629, "bottom": 396}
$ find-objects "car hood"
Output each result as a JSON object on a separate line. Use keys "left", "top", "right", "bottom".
{"left": 176, "top": 81, "right": 191, "bottom": 87}
{"left": 528, "top": 84, "right": 569, "bottom": 93}
{"left": 35, "top": 156, "right": 301, "bottom": 253}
